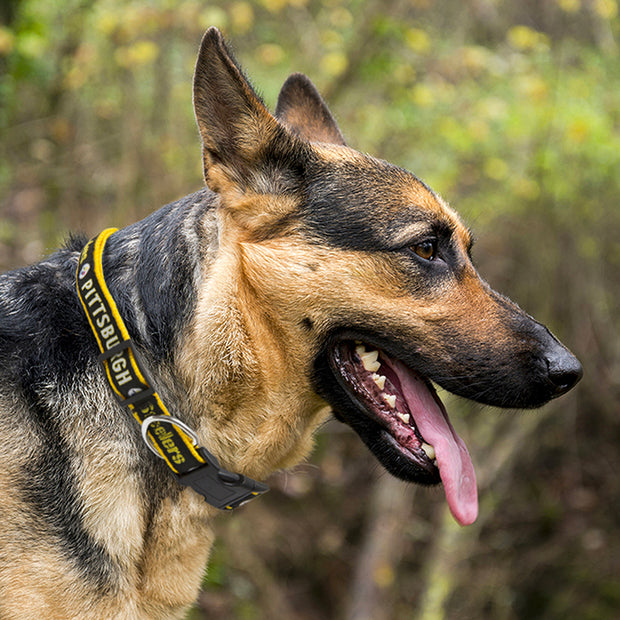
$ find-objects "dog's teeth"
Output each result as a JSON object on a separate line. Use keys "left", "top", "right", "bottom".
{"left": 383, "top": 394, "right": 396, "bottom": 408}
{"left": 361, "top": 349, "right": 378, "bottom": 363}
{"left": 397, "top": 412, "right": 410, "bottom": 424}
{"left": 372, "top": 373, "right": 386, "bottom": 390}
{"left": 421, "top": 442, "right": 436, "bottom": 461}
{"left": 355, "top": 344, "right": 366, "bottom": 355}
{"left": 360, "top": 350, "right": 380, "bottom": 372}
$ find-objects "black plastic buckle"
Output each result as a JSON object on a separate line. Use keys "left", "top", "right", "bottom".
{"left": 177, "top": 448, "right": 269, "bottom": 510}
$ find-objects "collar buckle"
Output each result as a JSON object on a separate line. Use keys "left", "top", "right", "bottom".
{"left": 177, "top": 454, "right": 269, "bottom": 511}
{"left": 141, "top": 415, "right": 268, "bottom": 509}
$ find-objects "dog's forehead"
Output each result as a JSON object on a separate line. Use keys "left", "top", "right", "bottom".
{"left": 303, "top": 144, "right": 469, "bottom": 250}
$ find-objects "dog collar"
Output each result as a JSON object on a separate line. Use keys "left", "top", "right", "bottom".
{"left": 76, "top": 228, "right": 268, "bottom": 510}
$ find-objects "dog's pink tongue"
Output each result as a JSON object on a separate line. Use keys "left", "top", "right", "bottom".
{"left": 390, "top": 359, "right": 478, "bottom": 526}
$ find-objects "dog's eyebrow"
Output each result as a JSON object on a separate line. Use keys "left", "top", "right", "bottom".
{"left": 389, "top": 221, "right": 437, "bottom": 246}
{"left": 390, "top": 210, "right": 470, "bottom": 248}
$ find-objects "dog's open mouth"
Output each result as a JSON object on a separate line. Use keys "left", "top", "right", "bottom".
{"left": 328, "top": 340, "right": 478, "bottom": 526}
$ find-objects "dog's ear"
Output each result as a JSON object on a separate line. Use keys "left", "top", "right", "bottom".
{"left": 275, "top": 73, "right": 346, "bottom": 146}
{"left": 193, "top": 27, "right": 302, "bottom": 193}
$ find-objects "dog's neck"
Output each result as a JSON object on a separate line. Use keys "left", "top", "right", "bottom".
{"left": 177, "top": 204, "right": 330, "bottom": 481}
{"left": 101, "top": 189, "right": 329, "bottom": 482}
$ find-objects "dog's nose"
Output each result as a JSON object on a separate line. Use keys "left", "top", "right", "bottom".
{"left": 546, "top": 346, "right": 583, "bottom": 397}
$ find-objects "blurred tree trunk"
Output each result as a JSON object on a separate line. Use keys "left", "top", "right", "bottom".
{"left": 416, "top": 507, "right": 466, "bottom": 620}
{"left": 116, "top": 69, "right": 142, "bottom": 224}
{"left": 586, "top": 0, "right": 618, "bottom": 55}
{"left": 0, "top": 0, "right": 19, "bottom": 27}
{"left": 48, "top": 0, "right": 95, "bottom": 115}
{"left": 345, "top": 475, "right": 415, "bottom": 620}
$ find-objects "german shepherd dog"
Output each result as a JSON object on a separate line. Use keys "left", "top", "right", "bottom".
{"left": 0, "top": 27, "right": 581, "bottom": 619}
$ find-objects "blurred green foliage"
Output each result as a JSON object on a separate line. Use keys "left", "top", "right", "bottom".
{"left": 1, "top": 1, "right": 619, "bottom": 618}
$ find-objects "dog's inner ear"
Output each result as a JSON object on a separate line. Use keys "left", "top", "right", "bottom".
{"left": 275, "top": 73, "right": 346, "bottom": 146}
{"left": 193, "top": 27, "right": 302, "bottom": 194}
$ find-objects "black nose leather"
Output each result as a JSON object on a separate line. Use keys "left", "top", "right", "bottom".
{"left": 546, "top": 346, "right": 583, "bottom": 396}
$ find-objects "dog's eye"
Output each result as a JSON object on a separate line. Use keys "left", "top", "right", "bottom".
{"left": 412, "top": 240, "right": 437, "bottom": 261}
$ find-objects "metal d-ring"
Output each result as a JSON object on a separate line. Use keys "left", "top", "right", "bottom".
{"left": 141, "top": 414, "right": 200, "bottom": 459}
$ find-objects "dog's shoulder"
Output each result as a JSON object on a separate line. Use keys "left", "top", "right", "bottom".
{"left": 0, "top": 238, "right": 90, "bottom": 380}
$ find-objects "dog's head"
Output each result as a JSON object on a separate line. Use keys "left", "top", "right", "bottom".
{"left": 191, "top": 28, "right": 582, "bottom": 524}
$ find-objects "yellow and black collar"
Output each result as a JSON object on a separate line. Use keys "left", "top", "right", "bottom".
{"left": 76, "top": 228, "right": 268, "bottom": 510}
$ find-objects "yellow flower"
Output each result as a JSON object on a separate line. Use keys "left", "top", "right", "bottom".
{"left": 257, "top": 43, "right": 285, "bottom": 66}
{"left": 507, "top": 25, "right": 549, "bottom": 51}
{"left": 230, "top": 2, "right": 254, "bottom": 34}
{"left": 405, "top": 28, "right": 431, "bottom": 54}
{"left": 320, "top": 52, "right": 348, "bottom": 77}
{"left": 115, "top": 41, "right": 159, "bottom": 69}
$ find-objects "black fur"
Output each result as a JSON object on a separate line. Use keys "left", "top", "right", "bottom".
{"left": 303, "top": 157, "right": 438, "bottom": 251}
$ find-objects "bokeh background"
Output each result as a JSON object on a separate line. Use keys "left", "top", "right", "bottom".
{"left": 1, "top": 1, "right": 618, "bottom": 618}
